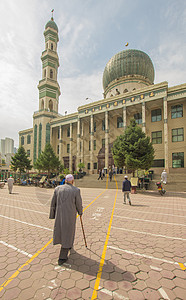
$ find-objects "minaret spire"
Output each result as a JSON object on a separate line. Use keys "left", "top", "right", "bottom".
{"left": 51, "top": 9, "right": 54, "bottom": 20}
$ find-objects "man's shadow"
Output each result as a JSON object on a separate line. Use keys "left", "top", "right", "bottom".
{"left": 62, "top": 249, "right": 136, "bottom": 282}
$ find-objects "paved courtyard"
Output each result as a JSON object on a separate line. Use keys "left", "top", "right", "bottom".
{"left": 0, "top": 178, "right": 185, "bottom": 300}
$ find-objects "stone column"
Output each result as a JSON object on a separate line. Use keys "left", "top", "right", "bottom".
{"left": 81, "top": 121, "right": 84, "bottom": 164}
{"left": 69, "top": 123, "right": 73, "bottom": 172}
{"left": 142, "top": 101, "right": 146, "bottom": 133}
{"left": 105, "top": 111, "right": 109, "bottom": 171}
{"left": 163, "top": 96, "right": 168, "bottom": 171}
{"left": 59, "top": 125, "right": 62, "bottom": 161}
{"left": 90, "top": 114, "right": 94, "bottom": 173}
{"left": 76, "top": 117, "right": 80, "bottom": 170}
{"left": 123, "top": 106, "right": 127, "bottom": 130}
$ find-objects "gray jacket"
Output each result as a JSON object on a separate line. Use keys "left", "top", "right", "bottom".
{"left": 49, "top": 183, "right": 83, "bottom": 248}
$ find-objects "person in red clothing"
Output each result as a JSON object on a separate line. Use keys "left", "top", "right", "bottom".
{"left": 122, "top": 175, "right": 131, "bottom": 205}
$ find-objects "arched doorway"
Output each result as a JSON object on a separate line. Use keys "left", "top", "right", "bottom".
{"left": 97, "top": 142, "right": 114, "bottom": 172}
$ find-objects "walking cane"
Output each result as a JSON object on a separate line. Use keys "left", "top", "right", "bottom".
{"left": 80, "top": 215, "right": 87, "bottom": 248}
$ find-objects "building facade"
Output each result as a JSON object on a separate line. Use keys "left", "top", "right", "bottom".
{"left": 19, "top": 18, "right": 186, "bottom": 174}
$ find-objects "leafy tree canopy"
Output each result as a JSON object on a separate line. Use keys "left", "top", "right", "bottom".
{"left": 34, "top": 143, "right": 61, "bottom": 176}
{"left": 11, "top": 146, "right": 32, "bottom": 175}
{"left": 112, "top": 119, "right": 155, "bottom": 174}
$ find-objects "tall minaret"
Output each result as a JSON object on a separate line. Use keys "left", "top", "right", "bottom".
{"left": 33, "top": 13, "right": 61, "bottom": 162}
{"left": 38, "top": 14, "right": 61, "bottom": 113}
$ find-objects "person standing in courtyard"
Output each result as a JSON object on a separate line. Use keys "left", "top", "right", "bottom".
{"left": 7, "top": 175, "right": 14, "bottom": 194}
{"left": 109, "top": 170, "right": 113, "bottom": 182}
{"left": 161, "top": 169, "right": 167, "bottom": 184}
{"left": 122, "top": 175, "right": 132, "bottom": 205}
{"left": 49, "top": 174, "right": 83, "bottom": 265}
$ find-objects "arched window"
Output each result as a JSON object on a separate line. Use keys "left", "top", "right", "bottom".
{"left": 46, "top": 43, "right": 48, "bottom": 49}
{"left": 44, "top": 69, "right": 46, "bottom": 78}
{"left": 50, "top": 69, "right": 53, "bottom": 79}
{"left": 51, "top": 43, "right": 53, "bottom": 50}
{"left": 124, "top": 88, "right": 128, "bottom": 93}
{"left": 27, "top": 135, "right": 31, "bottom": 144}
{"left": 21, "top": 136, "right": 24, "bottom": 145}
{"left": 41, "top": 99, "right": 44, "bottom": 110}
{"left": 49, "top": 100, "right": 53, "bottom": 112}
{"left": 46, "top": 123, "right": 50, "bottom": 144}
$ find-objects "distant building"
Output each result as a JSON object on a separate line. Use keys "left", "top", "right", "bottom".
{"left": 0, "top": 137, "right": 14, "bottom": 166}
{"left": 19, "top": 17, "right": 186, "bottom": 174}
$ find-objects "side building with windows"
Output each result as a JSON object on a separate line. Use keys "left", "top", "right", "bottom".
{"left": 19, "top": 18, "right": 186, "bottom": 174}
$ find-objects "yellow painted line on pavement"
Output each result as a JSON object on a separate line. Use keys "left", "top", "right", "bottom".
{"left": 0, "top": 180, "right": 109, "bottom": 293}
{"left": 178, "top": 263, "right": 186, "bottom": 271}
{"left": 91, "top": 176, "right": 118, "bottom": 300}
{"left": 0, "top": 238, "right": 53, "bottom": 292}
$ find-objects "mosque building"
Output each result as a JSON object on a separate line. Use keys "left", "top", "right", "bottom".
{"left": 19, "top": 17, "right": 186, "bottom": 174}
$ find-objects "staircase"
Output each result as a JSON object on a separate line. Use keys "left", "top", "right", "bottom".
{"left": 75, "top": 173, "right": 186, "bottom": 192}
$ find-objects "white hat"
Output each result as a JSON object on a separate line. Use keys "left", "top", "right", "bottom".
{"left": 124, "top": 175, "right": 128, "bottom": 179}
{"left": 65, "top": 174, "right": 74, "bottom": 182}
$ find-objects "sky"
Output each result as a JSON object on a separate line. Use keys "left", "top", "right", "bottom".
{"left": 0, "top": 0, "right": 186, "bottom": 147}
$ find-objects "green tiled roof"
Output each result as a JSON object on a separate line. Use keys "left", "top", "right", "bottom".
{"left": 103, "top": 49, "right": 155, "bottom": 90}
{"left": 45, "top": 18, "right": 58, "bottom": 32}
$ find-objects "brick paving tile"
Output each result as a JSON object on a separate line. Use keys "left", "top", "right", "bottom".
{"left": 148, "top": 270, "right": 162, "bottom": 281}
{"left": 109, "top": 271, "right": 123, "bottom": 281}
{"left": 57, "top": 271, "right": 71, "bottom": 280}
{"left": 5, "top": 262, "right": 20, "bottom": 272}
{"left": 18, "top": 270, "right": 32, "bottom": 280}
{"left": 173, "top": 269, "right": 186, "bottom": 279}
{"left": 81, "top": 287, "right": 94, "bottom": 299}
{"left": 173, "top": 277, "right": 186, "bottom": 289}
{"left": 50, "top": 287, "right": 67, "bottom": 299}
{"left": 66, "top": 287, "right": 82, "bottom": 299}
{"left": 61, "top": 278, "right": 76, "bottom": 289}
{"left": 75, "top": 278, "right": 90, "bottom": 290}
{"left": 3, "top": 287, "right": 21, "bottom": 300}
{"left": 18, "top": 277, "right": 33, "bottom": 290}
{"left": 160, "top": 277, "right": 176, "bottom": 289}
{"left": 133, "top": 279, "right": 147, "bottom": 291}
{"left": 18, "top": 286, "right": 36, "bottom": 300}
{"left": 97, "top": 290, "right": 113, "bottom": 300}
{"left": 118, "top": 280, "right": 132, "bottom": 291}
{"left": 126, "top": 265, "right": 139, "bottom": 273}
{"left": 122, "top": 271, "right": 136, "bottom": 282}
{"left": 128, "top": 289, "right": 144, "bottom": 300}
{"left": 71, "top": 271, "right": 83, "bottom": 280}
{"left": 103, "top": 280, "right": 118, "bottom": 291}
{"left": 173, "top": 286, "right": 186, "bottom": 299}
{"left": 43, "top": 270, "right": 58, "bottom": 280}
{"left": 34, "top": 287, "right": 51, "bottom": 299}
{"left": 146, "top": 278, "right": 161, "bottom": 289}
{"left": 6, "top": 277, "right": 20, "bottom": 289}
{"left": 142, "top": 287, "right": 161, "bottom": 300}
{"left": 161, "top": 269, "right": 175, "bottom": 279}
{"left": 135, "top": 271, "right": 149, "bottom": 280}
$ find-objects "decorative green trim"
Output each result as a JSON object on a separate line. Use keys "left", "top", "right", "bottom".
{"left": 42, "top": 61, "right": 56, "bottom": 69}
{"left": 33, "top": 114, "right": 57, "bottom": 119}
{"left": 39, "top": 91, "right": 56, "bottom": 99}
{"left": 45, "top": 36, "right": 56, "bottom": 43}
{"left": 38, "top": 82, "right": 60, "bottom": 91}
{"left": 44, "top": 29, "right": 58, "bottom": 38}
{"left": 41, "top": 53, "right": 59, "bottom": 64}
{"left": 38, "top": 123, "right": 42, "bottom": 156}
{"left": 34, "top": 125, "right": 37, "bottom": 163}
{"left": 46, "top": 123, "right": 50, "bottom": 144}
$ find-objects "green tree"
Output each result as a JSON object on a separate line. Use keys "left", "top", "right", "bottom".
{"left": 34, "top": 143, "right": 61, "bottom": 177}
{"left": 78, "top": 162, "right": 85, "bottom": 172}
{"left": 11, "top": 146, "right": 32, "bottom": 180}
{"left": 112, "top": 119, "right": 155, "bottom": 176}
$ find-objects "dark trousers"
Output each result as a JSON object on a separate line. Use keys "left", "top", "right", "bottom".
{"left": 59, "top": 247, "right": 70, "bottom": 259}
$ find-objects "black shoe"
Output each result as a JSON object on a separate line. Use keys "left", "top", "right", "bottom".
{"left": 129, "top": 201, "right": 131, "bottom": 206}
{"left": 58, "top": 258, "right": 68, "bottom": 265}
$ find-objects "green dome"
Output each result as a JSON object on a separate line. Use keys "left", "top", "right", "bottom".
{"left": 103, "top": 49, "right": 155, "bottom": 91}
{"left": 45, "top": 18, "right": 58, "bottom": 32}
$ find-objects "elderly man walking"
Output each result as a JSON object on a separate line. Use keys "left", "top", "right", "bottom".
{"left": 122, "top": 175, "right": 132, "bottom": 205}
{"left": 7, "top": 175, "right": 14, "bottom": 194}
{"left": 49, "top": 174, "right": 83, "bottom": 265}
